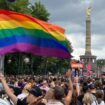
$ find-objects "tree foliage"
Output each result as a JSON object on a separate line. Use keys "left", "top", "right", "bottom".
{"left": 30, "top": 1, "right": 50, "bottom": 21}
{"left": 96, "top": 59, "right": 105, "bottom": 68}
{"left": 0, "top": 0, "right": 31, "bottom": 14}
{"left": 9, "top": 0, "right": 31, "bottom": 14}
{"left": 0, "top": 0, "right": 8, "bottom": 10}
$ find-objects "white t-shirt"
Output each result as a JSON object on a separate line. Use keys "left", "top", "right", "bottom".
{"left": 0, "top": 99, "right": 10, "bottom": 105}
{"left": 17, "top": 93, "right": 28, "bottom": 100}
{"left": 46, "top": 100, "right": 64, "bottom": 105}
{"left": 92, "top": 101, "right": 105, "bottom": 105}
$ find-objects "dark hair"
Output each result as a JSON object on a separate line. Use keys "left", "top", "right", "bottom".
{"left": 28, "top": 86, "right": 42, "bottom": 97}
{"left": 96, "top": 90, "right": 104, "bottom": 100}
{"left": 96, "top": 90, "right": 104, "bottom": 104}
{"left": 54, "top": 86, "right": 64, "bottom": 100}
{"left": 37, "top": 103, "right": 45, "bottom": 105}
{"left": 53, "top": 78, "right": 57, "bottom": 81}
{"left": 0, "top": 90, "right": 5, "bottom": 97}
{"left": 88, "top": 84, "right": 95, "bottom": 89}
{"left": 9, "top": 85, "right": 22, "bottom": 96}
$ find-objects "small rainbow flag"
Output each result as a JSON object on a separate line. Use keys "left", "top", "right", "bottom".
{"left": 0, "top": 10, "right": 71, "bottom": 58}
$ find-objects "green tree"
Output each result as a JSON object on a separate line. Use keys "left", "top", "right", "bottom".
{"left": 8, "top": 0, "right": 31, "bottom": 14}
{"left": 97, "top": 59, "right": 105, "bottom": 69}
{"left": 0, "top": 0, "right": 31, "bottom": 14}
{"left": 31, "top": 1, "right": 50, "bottom": 21}
{"left": 0, "top": 0, "right": 8, "bottom": 9}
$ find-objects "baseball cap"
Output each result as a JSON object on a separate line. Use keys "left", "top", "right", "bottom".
{"left": 88, "top": 84, "right": 95, "bottom": 89}
{"left": 28, "top": 86, "right": 42, "bottom": 97}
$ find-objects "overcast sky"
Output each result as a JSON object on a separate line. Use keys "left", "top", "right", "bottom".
{"left": 30, "top": 0, "right": 105, "bottom": 60}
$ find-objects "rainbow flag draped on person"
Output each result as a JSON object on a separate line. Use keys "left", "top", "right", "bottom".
{"left": 0, "top": 10, "right": 71, "bottom": 58}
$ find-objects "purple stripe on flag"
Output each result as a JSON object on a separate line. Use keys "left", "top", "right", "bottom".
{"left": 0, "top": 43, "right": 71, "bottom": 58}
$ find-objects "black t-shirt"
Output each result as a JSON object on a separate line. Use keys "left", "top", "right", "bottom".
{"left": 17, "top": 99, "right": 45, "bottom": 105}
{"left": 77, "top": 94, "right": 84, "bottom": 105}
{"left": 17, "top": 99, "right": 28, "bottom": 105}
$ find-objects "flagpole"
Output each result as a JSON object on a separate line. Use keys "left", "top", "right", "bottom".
{"left": 0, "top": 55, "right": 5, "bottom": 74}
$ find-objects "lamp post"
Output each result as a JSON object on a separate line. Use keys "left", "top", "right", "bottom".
{"left": 24, "top": 57, "right": 30, "bottom": 74}
{"left": 24, "top": 57, "right": 30, "bottom": 63}
{"left": 0, "top": 56, "right": 5, "bottom": 74}
{"left": 8, "top": 59, "right": 12, "bottom": 63}
{"left": 45, "top": 60, "right": 48, "bottom": 75}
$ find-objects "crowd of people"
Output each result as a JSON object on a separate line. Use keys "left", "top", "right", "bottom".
{"left": 0, "top": 70, "right": 105, "bottom": 105}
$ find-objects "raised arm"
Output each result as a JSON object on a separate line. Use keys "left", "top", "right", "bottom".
{"left": 0, "top": 73, "right": 18, "bottom": 105}
{"left": 74, "top": 76, "right": 80, "bottom": 96}
{"left": 64, "top": 70, "right": 73, "bottom": 105}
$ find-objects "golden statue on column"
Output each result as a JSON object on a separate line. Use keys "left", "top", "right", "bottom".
{"left": 86, "top": 7, "right": 91, "bottom": 17}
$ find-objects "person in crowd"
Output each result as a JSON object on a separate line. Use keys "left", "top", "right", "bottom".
{"left": 43, "top": 88, "right": 54, "bottom": 104}
{"left": 40, "top": 80, "right": 49, "bottom": 93}
{"left": 78, "top": 81, "right": 89, "bottom": 105}
{"left": 1, "top": 68, "right": 105, "bottom": 105}
{"left": 70, "top": 76, "right": 82, "bottom": 105}
{"left": 83, "top": 92, "right": 94, "bottom": 105}
{"left": 0, "top": 73, "right": 45, "bottom": 105}
{"left": 92, "top": 90, "right": 105, "bottom": 105}
{"left": 3, "top": 85, "right": 16, "bottom": 105}
{"left": 0, "top": 98, "right": 10, "bottom": 105}
{"left": 101, "top": 72, "right": 105, "bottom": 101}
{"left": 43, "top": 69, "right": 73, "bottom": 105}
{"left": 0, "top": 70, "right": 73, "bottom": 105}
{"left": 45, "top": 86, "right": 64, "bottom": 105}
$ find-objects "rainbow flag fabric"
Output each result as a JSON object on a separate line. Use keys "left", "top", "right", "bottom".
{"left": 0, "top": 10, "right": 71, "bottom": 58}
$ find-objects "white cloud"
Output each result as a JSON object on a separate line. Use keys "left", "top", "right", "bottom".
{"left": 66, "top": 33, "right": 105, "bottom": 60}
{"left": 66, "top": 33, "right": 85, "bottom": 59}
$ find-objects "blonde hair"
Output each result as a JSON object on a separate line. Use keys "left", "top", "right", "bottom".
{"left": 83, "top": 92, "right": 93, "bottom": 105}
{"left": 44, "top": 88, "right": 54, "bottom": 101}
{"left": 22, "top": 82, "right": 32, "bottom": 93}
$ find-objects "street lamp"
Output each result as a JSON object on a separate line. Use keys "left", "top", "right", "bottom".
{"left": 23, "top": 57, "right": 30, "bottom": 74}
{"left": 8, "top": 59, "right": 12, "bottom": 63}
{"left": 24, "top": 57, "right": 30, "bottom": 63}
{"left": 45, "top": 60, "right": 48, "bottom": 75}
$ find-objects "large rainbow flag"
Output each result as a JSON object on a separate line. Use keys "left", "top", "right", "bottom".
{"left": 0, "top": 10, "right": 71, "bottom": 58}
